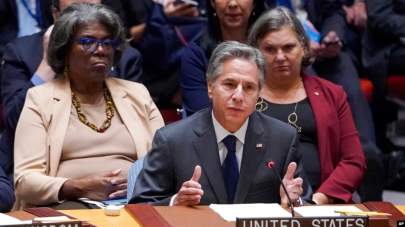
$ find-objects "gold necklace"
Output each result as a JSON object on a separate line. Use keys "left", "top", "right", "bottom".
{"left": 256, "top": 97, "right": 268, "bottom": 112}
{"left": 257, "top": 79, "right": 303, "bottom": 133}
{"left": 287, "top": 102, "right": 302, "bottom": 133}
{"left": 71, "top": 86, "right": 114, "bottom": 133}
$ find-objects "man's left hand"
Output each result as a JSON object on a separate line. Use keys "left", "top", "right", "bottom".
{"left": 280, "top": 162, "right": 303, "bottom": 208}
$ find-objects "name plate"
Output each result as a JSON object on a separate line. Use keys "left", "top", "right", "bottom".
{"left": 0, "top": 221, "right": 82, "bottom": 227}
{"left": 237, "top": 217, "right": 369, "bottom": 227}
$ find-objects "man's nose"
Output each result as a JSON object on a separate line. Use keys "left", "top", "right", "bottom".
{"left": 232, "top": 84, "right": 244, "bottom": 102}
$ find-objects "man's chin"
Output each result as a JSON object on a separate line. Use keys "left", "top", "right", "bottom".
{"left": 225, "top": 111, "right": 248, "bottom": 122}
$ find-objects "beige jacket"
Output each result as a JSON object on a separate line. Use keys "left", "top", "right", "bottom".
{"left": 13, "top": 76, "right": 164, "bottom": 209}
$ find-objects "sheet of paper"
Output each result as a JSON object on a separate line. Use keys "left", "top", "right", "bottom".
{"left": 209, "top": 203, "right": 292, "bottom": 222}
{"left": 295, "top": 205, "right": 363, "bottom": 217}
{"left": 0, "top": 213, "right": 31, "bottom": 225}
{"left": 33, "top": 216, "right": 71, "bottom": 223}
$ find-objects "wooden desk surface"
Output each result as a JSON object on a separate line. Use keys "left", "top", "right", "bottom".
{"left": 8, "top": 205, "right": 405, "bottom": 227}
{"left": 62, "top": 209, "right": 140, "bottom": 227}
{"left": 9, "top": 209, "right": 140, "bottom": 227}
{"left": 397, "top": 205, "right": 405, "bottom": 214}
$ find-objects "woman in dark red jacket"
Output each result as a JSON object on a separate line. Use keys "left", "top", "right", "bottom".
{"left": 248, "top": 7, "right": 366, "bottom": 204}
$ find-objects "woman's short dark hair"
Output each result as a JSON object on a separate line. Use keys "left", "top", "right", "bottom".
{"left": 47, "top": 3, "right": 126, "bottom": 74}
{"left": 247, "top": 7, "right": 313, "bottom": 67}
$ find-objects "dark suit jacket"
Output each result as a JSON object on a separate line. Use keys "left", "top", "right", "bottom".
{"left": 0, "top": 163, "right": 14, "bottom": 212}
{"left": 363, "top": 0, "right": 405, "bottom": 91}
{"left": 0, "top": 32, "right": 143, "bottom": 176}
{"left": 130, "top": 109, "right": 307, "bottom": 205}
{"left": 0, "top": 0, "right": 52, "bottom": 56}
{"left": 303, "top": 75, "right": 366, "bottom": 202}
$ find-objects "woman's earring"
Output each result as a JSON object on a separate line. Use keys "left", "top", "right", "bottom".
{"left": 213, "top": 12, "right": 217, "bottom": 17}
{"left": 252, "top": 11, "right": 255, "bottom": 16}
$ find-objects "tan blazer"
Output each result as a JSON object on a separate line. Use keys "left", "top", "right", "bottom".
{"left": 13, "top": 76, "right": 164, "bottom": 209}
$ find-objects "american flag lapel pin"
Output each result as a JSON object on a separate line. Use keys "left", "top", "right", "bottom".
{"left": 256, "top": 143, "right": 263, "bottom": 149}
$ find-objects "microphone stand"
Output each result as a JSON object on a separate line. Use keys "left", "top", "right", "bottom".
{"left": 267, "top": 161, "right": 296, "bottom": 217}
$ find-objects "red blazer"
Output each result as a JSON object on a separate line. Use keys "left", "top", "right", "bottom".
{"left": 303, "top": 75, "right": 366, "bottom": 202}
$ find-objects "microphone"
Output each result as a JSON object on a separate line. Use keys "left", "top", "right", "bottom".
{"left": 266, "top": 161, "right": 295, "bottom": 217}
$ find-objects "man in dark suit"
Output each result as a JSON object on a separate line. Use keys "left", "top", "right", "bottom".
{"left": 0, "top": 0, "right": 143, "bottom": 177}
{"left": 130, "top": 41, "right": 305, "bottom": 206}
{"left": 363, "top": 0, "right": 405, "bottom": 191}
{"left": 0, "top": 0, "right": 53, "bottom": 57}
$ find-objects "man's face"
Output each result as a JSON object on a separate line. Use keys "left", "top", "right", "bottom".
{"left": 208, "top": 58, "right": 260, "bottom": 132}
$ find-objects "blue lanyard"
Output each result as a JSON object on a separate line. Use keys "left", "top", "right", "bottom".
{"left": 21, "top": 0, "right": 43, "bottom": 28}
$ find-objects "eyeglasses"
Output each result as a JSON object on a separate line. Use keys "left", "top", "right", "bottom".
{"left": 75, "top": 37, "right": 120, "bottom": 53}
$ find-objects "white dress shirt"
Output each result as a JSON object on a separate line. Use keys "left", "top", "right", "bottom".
{"left": 170, "top": 112, "right": 249, "bottom": 205}
{"left": 211, "top": 112, "right": 249, "bottom": 171}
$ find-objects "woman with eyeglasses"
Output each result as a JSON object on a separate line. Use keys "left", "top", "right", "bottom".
{"left": 13, "top": 3, "right": 164, "bottom": 209}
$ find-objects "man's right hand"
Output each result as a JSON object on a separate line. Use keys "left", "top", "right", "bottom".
{"left": 311, "top": 31, "right": 342, "bottom": 59}
{"left": 164, "top": 0, "right": 198, "bottom": 18}
{"left": 173, "top": 165, "right": 204, "bottom": 206}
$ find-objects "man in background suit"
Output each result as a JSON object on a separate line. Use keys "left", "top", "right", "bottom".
{"left": 0, "top": 0, "right": 143, "bottom": 178}
{"left": 363, "top": 0, "right": 405, "bottom": 191}
{"left": 0, "top": 0, "right": 53, "bottom": 57}
{"left": 130, "top": 41, "right": 305, "bottom": 206}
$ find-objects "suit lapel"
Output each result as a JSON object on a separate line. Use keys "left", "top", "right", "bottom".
{"left": 303, "top": 75, "right": 335, "bottom": 181}
{"left": 234, "top": 112, "right": 266, "bottom": 203}
{"left": 105, "top": 78, "right": 151, "bottom": 158}
{"left": 48, "top": 77, "right": 71, "bottom": 176}
{"left": 193, "top": 111, "right": 228, "bottom": 204}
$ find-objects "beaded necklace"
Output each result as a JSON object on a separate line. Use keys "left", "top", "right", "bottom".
{"left": 71, "top": 86, "right": 114, "bottom": 133}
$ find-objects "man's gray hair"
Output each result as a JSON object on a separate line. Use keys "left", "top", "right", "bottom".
{"left": 247, "top": 7, "right": 312, "bottom": 67}
{"left": 206, "top": 41, "right": 266, "bottom": 89}
{"left": 47, "top": 3, "right": 126, "bottom": 74}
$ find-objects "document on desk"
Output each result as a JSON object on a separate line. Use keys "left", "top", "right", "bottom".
{"left": 209, "top": 203, "right": 292, "bottom": 221}
{"left": 0, "top": 213, "right": 31, "bottom": 225}
{"left": 294, "top": 205, "right": 363, "bottom": 217}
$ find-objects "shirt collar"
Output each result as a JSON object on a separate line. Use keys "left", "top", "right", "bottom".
{"left": 211, "top": 111, "right": 248, "bottom": 144}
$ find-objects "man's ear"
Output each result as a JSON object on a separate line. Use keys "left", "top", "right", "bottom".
{"left": 207, "top": 82, "right": 213, "bottom": 99}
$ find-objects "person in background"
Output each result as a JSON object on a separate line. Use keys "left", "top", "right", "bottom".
{"left": 363, "top": 0, "right": 405, "bottom": 191}
{"left": 180, "top": 0, "right": 266, "bottom": 115}
{"left": 0, "top": 0, "right": 53, "bottom": 57}
{"left": 265, "top": 0, "right": 383, "bottom": 202}
{"left": 13, "top": 3, "right": 164, "bottom": 209}
{"left": 131, "top": 41, "right": 307, "bottom": 207}
{"left": 0, "top": 0, "right": 144, "bottom": 181}
{"left": 134, "top": 0, "right": 206, "bottom": 108}
{"left": 248, "top": 7, "right": 366, "bottom": 204}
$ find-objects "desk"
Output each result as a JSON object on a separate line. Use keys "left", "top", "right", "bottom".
{"left": 8, "top": 205, "right": 405, "bottom": 227}
{"left": 9, "top": 209, "right": 140, "bottom": 227}
{"left": 398, "top": 205, "right": 405, "bottom": 214}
